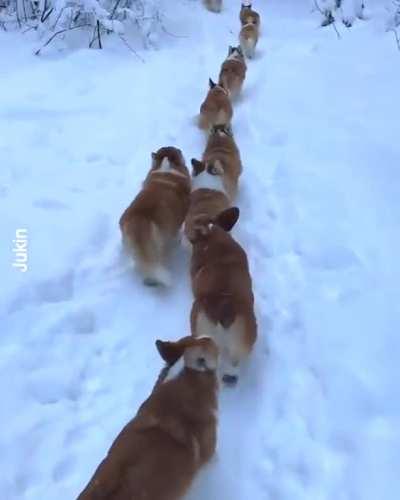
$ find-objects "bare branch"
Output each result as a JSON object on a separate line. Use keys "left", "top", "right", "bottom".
{"left": 313, "top": 0, "right": 324, "bottom": 15}
{"left": 35, "top": 23, "right": 91, "bottom": 55}
{"left": 110, "top": 0, "right": 121, "bottom": 21}
{"left": 118, "top": 34, "right": 145, "bottom": 63}
{"left": 391, "top": 28, "right": 400, "bottom": 50}
{"left": 161, "top": 24, "right": 188, "bottom": 39}
{"left": 332, "top": 19, "right": 342, "bottom": 39}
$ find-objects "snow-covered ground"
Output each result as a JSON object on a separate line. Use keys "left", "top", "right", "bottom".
{"left": 1, "top": 1, "right": 400, "bottom": 499}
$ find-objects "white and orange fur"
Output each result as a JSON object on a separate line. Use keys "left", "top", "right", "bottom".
{"left": 198, "top": 78, "right": 232, "bottom": 131}
{"left": 189, "top": 207, "right": 257, "bottom": 385}
{"left": 240, "top": 2, "right": 261, "bottom": 28}
{"left": 77, "top": 336, "right": 219, "bottom": 500}
{"left": 203, "top": 0, "right": 222, "bottom": 13}
{"left": 119, "top": 147, "right": 191, "bottom": 287}
{"left": 218, "top": 46, "right": 247, "bottom": 100}
{"left": 239, "top": 22, "right": 259, "bottom": 59}
{"left": 183, "top": 158, "right": 231, "bottom": 249}
{"left": 203, "top": 125, "right": 242, "bottom": 201}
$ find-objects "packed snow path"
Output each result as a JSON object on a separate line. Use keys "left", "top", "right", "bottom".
{"left": 1, "top": 1, "right": 399, "bottom": 500}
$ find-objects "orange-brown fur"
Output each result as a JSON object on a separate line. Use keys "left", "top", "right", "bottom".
{"left": 189, "top": 208, "right": 257, "bottom": 385}
{"left": 203, "top": 125, "right": 242, "bottom": 201}
{"left": 203, "top": 0, "right": 222, "bottom": 13}
{"left": 199, "top": 79, "right": 233, "bottom": 131}
{"left": 240, "top": 3, "right": 261, "bottom": 28}
{"left": 184, "top": 160, "right": 231, "bottom": 243}
{"left": 77, "top": 336, "right": 219, "bottom": 500}
{"left": 239, "top": 22, "right": 259, "bottom": 59}
{"left": 119, "top": 147, "right": 191, "bottom": 286}
{"left": 218, "top": 47, "right": 247, "bottom": 100}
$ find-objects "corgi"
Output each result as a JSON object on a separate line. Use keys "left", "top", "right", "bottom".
{"left": 218, "top": 46, "right": 247, "bottom": 100}
{"left": 184, "top": 158, "right": 231, "bottom": 245}
{"left": 203, "top": 125, "right": 242, "bottom": 201}
{"left": 119, "top": 147, "right": 191, "bottom": 287}
{"left": 77, "top": 336, "right": 219, "bottom": 500}
{"left": 198, "top": 78, "right": 233, "bottom": 131}
{"left": 189, "top": 207, "right": 257, "bottom": 386}
{"left": 240, "top": 2, "right": 261, "bottom": 28}
{"left": 240, "top": 22, "right": 259, "bottom": 59}
{"left": 203, "top": 0, "right": 222, "bottom": 13}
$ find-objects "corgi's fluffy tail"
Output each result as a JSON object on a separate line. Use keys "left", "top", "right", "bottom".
{"left": 197, "top": 113, "right": 209, "bottom": 130}
{"left": 215, "top": 108, "right": 230, "bottom": 126}
{"left": 121, "top": 216, "right": 171, "bottom": 287}
{"left": 240, "top": 36, "right": 256, "bottom": 59}
{"left": 142, "top": 264, "right": 172, "bottom": 288}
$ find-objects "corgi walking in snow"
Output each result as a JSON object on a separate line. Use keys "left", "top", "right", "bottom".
{"left": 77, "top": 336, "right": 219, "bottom": 500}
{"left": 119, "top": 147, "right": 191, "bottom": 287}
{"left": 218, "top": 46, "right": 247, "bottom": 100}
{"left": 198, "top": 78, "right": 233, "bottom": 131}
{"left": 203, "top": 0, "right": 222, "bottom": 13}
{"left": 189, "top": 207, "right": 257, "bottom": 386}
{"left": 184, "top": 158, "right": 231, "bottom": 245}
{"left": 203, "top": 125, "right": 242, "bottom": 201}
{"left": 240, "top": 2, "right": 261, "bottom": 28}
{"left": 239, "top": 3, "right": 261, "bottom": 59}
{"left": 240, "top": 22, "right": 259, "bottom": 59}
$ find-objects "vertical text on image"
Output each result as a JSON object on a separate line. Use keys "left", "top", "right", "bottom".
{"left": 12, "top": 228, "right": 28, "bottom": 272}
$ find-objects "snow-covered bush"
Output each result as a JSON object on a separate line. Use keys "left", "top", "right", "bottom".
{"left": 0, "top": 0, "right": 163, "bottom": 52}
{"left": 386, "top": 0, "right": 400, "bottom": 49}
{"left": 386, "top": 0, "right": 400, "bottom": 30}
{"left": 312, "top": 0, "right": 366, "bottom": 28}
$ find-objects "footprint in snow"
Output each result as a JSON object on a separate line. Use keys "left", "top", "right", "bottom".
{"left": 50, "top": 307, "right": 96, "bottom": 335}
{"left": 28, "top": 368, "right": 81, "bottom": 404}
{"left": 52, "top": 455, "right": 76, "bottom": 482}
{"left": 269, "top": 130, "right": 289, "bottom": 148}
{"left": 87, "top": 212, "right": 111, "bottom": 249}
{"left": 86, "top": 153, "right": 103, "bottom": 163}
{"left": 33, "top": 197, "right": 69, "bottom": 211}
{"left": 35, "top": 271, "right": 74, "bottom": 304}
{"left": 297, "top": 244, "right": 361, "bottom": 271}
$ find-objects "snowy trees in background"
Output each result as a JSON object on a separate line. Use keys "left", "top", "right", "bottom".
{"left": 386, "top": 0, "right": 400, "bottom": 49}
{"left": 313, "top": 0, "right": 366, "bottom": 28}
{"left": 0, "top": 0, "right": 163, "bottom": 52}
{"left": 2, "top": 1, "right": 400, "bottom": 52}
{"left": 313, "top": 0, "right": 400, "bottom": 49}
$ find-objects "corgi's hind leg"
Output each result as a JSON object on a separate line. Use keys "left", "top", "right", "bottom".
{"left": 191, "top": 305, "right": 219, "bottom": 344}
{"left": 220, "top": 317, "right": 250, "bottom": 386}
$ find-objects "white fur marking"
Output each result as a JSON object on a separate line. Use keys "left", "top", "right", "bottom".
{"left": 227, "top": 51, "right": 241, "bottom": 61}
{"left": 163, "top": 356, "right": 185, "bottom": 383}
{"left": 159, "top": 157, "right": 172, "bottom": 172}
{"left": 196, "top": 312, "right": 246, "bottom": 378}
{"left": 192, "top": 169, "right": 226, "bottom": 193}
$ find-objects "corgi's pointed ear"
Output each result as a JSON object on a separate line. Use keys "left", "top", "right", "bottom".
{"left": 156, "top": 340, "right": 184, "bottom": 366}
{"left": 151, "top": 152, "right": 157, "bottom": 159}
{"left": 214, "top": 207, "right": 240, "bottom": 232}
{"left": 156, "top": 336, "right": 194, "bottom": 365}
{"left": 228, "top": 45, "right": 234, "bottom": 55}
{"left": 191, "top": 158, "right": 205, "bottom": 176}
{"left": 209, "top": 78, "right": 216, "bottom": 89}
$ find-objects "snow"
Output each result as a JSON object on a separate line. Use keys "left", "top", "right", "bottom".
{"left": 1, "top": 1, "right": 400, "bottom": 499}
